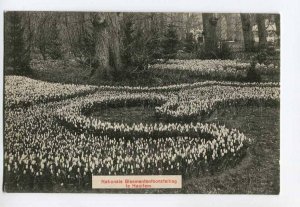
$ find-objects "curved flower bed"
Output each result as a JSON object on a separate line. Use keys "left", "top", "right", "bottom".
{"left": 5, "top": 78, "right": 281, "bottom": 191}
{"left": 54, "top": 91, "right": 251, "bottom": 167}
{"left": 150, "top": 59, "right": 280, "bottom": 81}
{"left": 3, "top": 97, "right": 255, "bottom": 191}
{"left": 4, "top": 99, "right": 251, "bottom": 191}
{"left": 4, "top": 76, "right": 279, "bottom": 110}
{"left": 255, "top": 63, "right": 280, "bottom": 75}
{"left": 56, "top": 83, "right": 279, "bottom": 138}
{"left": 97, "top": 80, "right": 279, "bottom": 93}
{"left": 151, "top": 59, "right": 250, "bottom": 72}
{"left": 81, "top": 93, "right": 167, "bottom": 116}
{"left": 152, "top": 59, "right": 279, "bottom": 73}
{"left": 150, "top": 59, "right": 249, "bottom": 80}
{"left": 56, "top": 92, "right": 167, "bottom": 136}
{"left": 155, "top": 85, "right": 280, "bottom": 121}
{"left": 5, "top": 76, "right": 97, "bottom": 109}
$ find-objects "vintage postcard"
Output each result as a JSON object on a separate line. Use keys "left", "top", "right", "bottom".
{"left": 3, "top": 11, "right": 280, "bottom": 194}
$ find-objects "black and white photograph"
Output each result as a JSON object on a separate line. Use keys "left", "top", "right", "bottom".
{"left": 2, "top": 11, "right": 281, "bottom": 194}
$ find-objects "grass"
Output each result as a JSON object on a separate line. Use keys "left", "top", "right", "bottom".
{"left": 182, "top": 105, "right": 280, "bottom": 194}
{"left": 91, "top": 106, "right": 159, "bottom": 124}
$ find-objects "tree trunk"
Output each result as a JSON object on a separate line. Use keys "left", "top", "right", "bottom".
{"left": 108, "top": 13, "right": 122, "bottom": 74}
{"left": 185, "top": 13, "right": 192, "bottom": 36}
{"left": 202, "top": 13, "right": 218, "bottom": 58}
{"left": 37, "top": 14, "right": 49, "bottom": 60}
{"left": 92, "top": 13, "right": 110, "bottom": 79}
{"left": 92, "top": 13, "right": 122, "bottom": 80}
{"left": 224, "top": 14, "right": 234, "bottom": 41}
{"left": 256, "top": 14, "right": 267, "bottom": 50}
{"left": 240, "top": 13, "right": 254, "bottom": 52}
{"left": 274, "top": 14, "right": 280, "bottom": 46}
{"left": 25, "top": 12, "right": 33, "bottom": 63}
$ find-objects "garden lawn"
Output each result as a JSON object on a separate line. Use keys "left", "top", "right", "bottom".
{"left": 182, "top": 106, "right": 280, "bottom": 194}
{"left": 91, "top": 106, "right": 162, "bottom": 124}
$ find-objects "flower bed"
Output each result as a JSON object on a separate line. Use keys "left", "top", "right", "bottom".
{"left": 4, "top": 78, "right": 281, "bottom": 191}
{"left": 152, "top": 59, "right": 250, "bottom": 72}
{"left": 5, "top": 102, "right": 250, "bottom": 191}
{"left": 56, "top": 82, "right": 279, "bottom": 138}
{"left": 150, "top": 59, "right": 280, "bottom": 81}
{"left": 54, "top": 90, "right": 251, "bottom": 172}
{"left": 255, "top": 63, "right": 280, "bottom": 75}
{"left": 97, "top": 80, "right": 279, "bottom": 93}
{"left": 4, "top": 76, "right": 97, "bottom": 108}
{"left": 150, "top": 59, "right": 249, "bottom": 80}
{"left": 155, "top": 85, "right": 280, "bottom": 121}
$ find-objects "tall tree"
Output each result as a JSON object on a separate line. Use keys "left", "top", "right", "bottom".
{"left": 48, "top": 15, "right": 63, "bottom": 59}
{"left": 224, "top": 14, "right": 234, "bottom": 41}
{"left": 256, "top": 14, "right": 268, "bottom": 50}
{"left": 4, "top": 12, "right": 31, "bottom": 74}
{"left": 184, "top": 32, "right": 195, "bottom": 53}
{"left": 202, "top": 13, "right": 218, "bottom": 58}
{"left": 274, "top": 14, "right": 280, "bottom": 46}
{"left": 121, "top": 13, "right": 164, "bottom": 71}
{"left": 240, "top": 13, "right": 254, "bottom": 52}
{"left": 75, "top": 13, "right": 96, "bottom": 67}
{"left": 36, "top": 13, "right": 50, "bottom": 60}
{"left": 23, "top": 12, "right": 33, "bottom": 65}
{"left": 92, "top": 13, "right": 110, "bottom": 78}
{"left": 108, "top": 13, "right": 122, "bottom": 73}
{"left": 121, "top": 16, "right": 134, "bottom": 66}
{"left": 91, "top": 13, "right": 122, "bottom": 80}
{"left": 162, "top": 24, "right": 179, "bottom": 59}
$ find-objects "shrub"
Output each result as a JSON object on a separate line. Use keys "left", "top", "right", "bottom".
{"left": 47, "top": 20, "right": 63, "bottom": 60}
{"left": 217, "top": 41, "right": 233, "bottom": 60}
{"left": 175, "top": 51, "right": 197, "bottom": 60}
{"left": 161, "top": 24, "right": 179, "bottom": 59}
{"left": 184, "top": 32, "right": 196, "bottom": 53}
{"left": 4, "top": 12, "right": 31, "bottom": 75}
{"left": 256, "top": 50, "right": 268, "bottom": 64}
{"left": 245, "top": 62, "right": 261, "bottom": 82}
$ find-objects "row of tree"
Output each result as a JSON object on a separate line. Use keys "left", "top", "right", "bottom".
{"left": 4, "top": 12, "right": 280, "bottom": 78}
